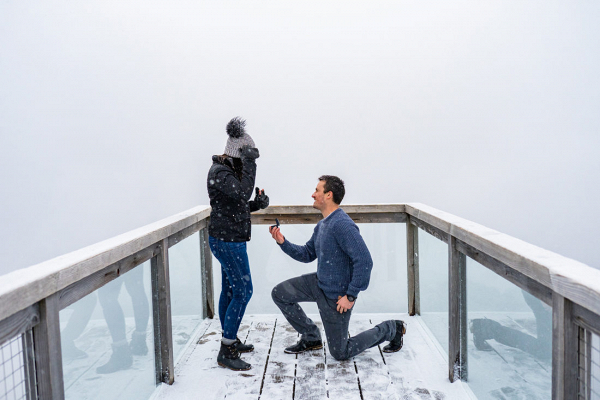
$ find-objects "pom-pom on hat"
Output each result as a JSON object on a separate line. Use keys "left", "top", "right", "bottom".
{"left": 224, "top": 117, "right": 255, "bottom": 158}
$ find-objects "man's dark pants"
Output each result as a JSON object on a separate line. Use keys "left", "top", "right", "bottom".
{"left": 271, "top": 273, "right": 396, "bottom": 361}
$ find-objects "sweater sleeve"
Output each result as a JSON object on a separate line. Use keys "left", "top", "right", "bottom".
{"left": 214, "top": 159, "right": 256, "bottom": 201}
{"left": 333, "top": 220, "right": 373, "bottom": 297}
{"left": 279, "top": 227, "right": 318, "bottom": 263}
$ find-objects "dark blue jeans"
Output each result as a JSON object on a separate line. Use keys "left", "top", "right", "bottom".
{"left": 272, "top": 273, "right": 396, "bottom": 361}
{"left": 209, "top": 236, "right": 253, "bottom": 340}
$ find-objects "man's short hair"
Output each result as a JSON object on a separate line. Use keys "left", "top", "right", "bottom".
{"left": 318, "top": 175, "right": 345, "bottom": 205}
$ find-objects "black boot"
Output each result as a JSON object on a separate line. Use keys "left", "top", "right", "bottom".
{"left": 383, "top": 320, "right": 406, "bottom": 353}
{"left": 96, "top": 343, "right": 133, "bottom": 374}
{"left": 130, "top": 331, "right": 148, "bottom": 356}
{"left": 233, "top": 337, "right": 254, "bottom": 353}
{"left": 217, "top": 343, "right": 251, "bottom": 371}
{"left": 284, "top": 339, "right": 323, "bottom": 354}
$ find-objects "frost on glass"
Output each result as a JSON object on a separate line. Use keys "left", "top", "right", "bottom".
{"left": 60, "top": 261, "right": 155, "bottom": 400}
{"left": 418, "top": 229, "right": 449, "bottom": 355}
{"left": 169, "top": 231, "right": 204, "bottom": 362}
{"left": 467, "top": 257, "right": 551, "bottom": 399}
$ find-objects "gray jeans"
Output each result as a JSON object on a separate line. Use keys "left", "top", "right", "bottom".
{"left": 271, "top": 273, "right": 396, "bottom": 361}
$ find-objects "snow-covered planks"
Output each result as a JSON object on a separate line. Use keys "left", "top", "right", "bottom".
{"left": 259, "top": 319, "right": 296, "bottom": 399}
{"left": 349, "top": 318, "right": 397, "bottom": 400}
{"left": 294, "top": 320, "right": 327, "bottom": 400}
{"left": 156, "top": 314, "right": 473, "bottom": 400}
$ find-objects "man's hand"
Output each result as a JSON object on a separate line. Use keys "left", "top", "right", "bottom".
{"left": 336, "top": 295, "right": 355, "bottom": 313}
{"left": 269, "top": 226, "right": 285, "bottom": 245}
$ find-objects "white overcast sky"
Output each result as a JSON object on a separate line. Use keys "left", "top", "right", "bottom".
{"left": 1, "top": 0, "right": 599, "bottom": 275}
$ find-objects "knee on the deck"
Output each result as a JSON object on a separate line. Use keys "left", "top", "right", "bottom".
{"left": 327, "top": 344, "right": 350, "bottom": 361}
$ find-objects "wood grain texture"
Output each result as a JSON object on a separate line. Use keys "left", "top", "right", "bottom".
{"left": 406, "top": 219, "right": 420, "bottom": 316}
{"left": 58, "top": 243, "right": 160, "bottom": 309}
{"left": 552, "top": 294, "right": 578, "bottom": 400}
{"left": 251, "top": 204, "right": 406, "bottom": 225}
{"left": 455, "top": 239, "right": 553, "bottom": 306}
{"left": 22, "top": 329, "right": 37, "bottom": 400}
{"left": 167, "top": 219, "right": 207, "bottom": 249}
{"left": 0, "top": 304, "right": 39, "bottom": 347}
{"left": 151, "top": 239, "right": 175, "bottom": 385}
{"left": 199, "top": 228, "right": 215, "bottom": 319}
{"left": 33, "top": 293, "right": 64, "bottom": 400}
{"left": 448, "top": 236, "right": 467, "bottom": 383}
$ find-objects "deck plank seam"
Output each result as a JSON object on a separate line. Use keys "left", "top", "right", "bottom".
{"left": 257, "top": 318, "right": 277, "bottom": 399}
{"left": 371, "top": 318, "right": 401, "bottom": 400}
{"left": 348, "top": 330, "right": 365, "bottom": 400}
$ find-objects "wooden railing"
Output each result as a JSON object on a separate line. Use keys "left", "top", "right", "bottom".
{"left": 0, "top": 203, "right": 598, "bottom": 400}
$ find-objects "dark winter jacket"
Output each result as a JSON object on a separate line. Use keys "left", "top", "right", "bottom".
{"left": 207, "top": 155, "right": 259, "bottom": 241}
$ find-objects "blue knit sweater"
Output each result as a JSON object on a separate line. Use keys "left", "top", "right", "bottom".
{"left": 279, "top": 208, "right": 373, "bottom": 299}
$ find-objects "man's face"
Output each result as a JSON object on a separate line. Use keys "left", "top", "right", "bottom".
{"left": 312, "top": 180, "right": 329, "bottom": 210}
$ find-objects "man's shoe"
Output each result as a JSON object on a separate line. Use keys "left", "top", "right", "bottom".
{"left": 233, "top": 337, "right": 254, "bottom": 353}
{"left": 383, "top": 320, "right": 406, "bottom": 353}
{"left": 284, "top": 339, "right": 323, "bottom": 354}
{"left": 217, "top": 343, "right": 251, "bottom": 371}
{"left": 96, "top": 343, "right": 133, "bottom": 374}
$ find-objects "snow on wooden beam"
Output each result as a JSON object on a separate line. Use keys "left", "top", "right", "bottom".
{"left": 0, "top": 206, "right": 211, "bottom": 322}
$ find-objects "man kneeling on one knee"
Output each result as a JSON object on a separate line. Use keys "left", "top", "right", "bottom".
{"left": 269, "top": 175, "right": 406, "bottom": 361}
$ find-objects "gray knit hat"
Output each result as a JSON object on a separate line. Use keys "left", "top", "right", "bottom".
{"left": 224, "top": 117, "right": 255, "bottom": 158}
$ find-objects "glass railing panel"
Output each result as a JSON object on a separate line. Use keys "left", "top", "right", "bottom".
{"left": 466, "top": 257, "right": 551, "bottom": 399}
{"left": 211, "top": 222, "right": 407, "bottom": 317}
{"left": 169, "top": 231, "right": 204, "bottom": 362}
{"left": 417, "top": 228, "right": 449, "bottom": 355}
{"left": 60, "top": 261, "right": 155, "bottom": 400}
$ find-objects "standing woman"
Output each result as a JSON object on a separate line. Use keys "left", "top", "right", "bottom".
{"left": 207, "top": 117, "right": 269, "bottom": 371}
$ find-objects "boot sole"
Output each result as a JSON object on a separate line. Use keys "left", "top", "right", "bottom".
{"left": 217, "top": 362, "right": 252, "bottom": 371}
{"left": 236, "top": 346, "right": 254, "bottom": 353}
{"left": 284, "top": 344, "right": 323, "bottom": 354}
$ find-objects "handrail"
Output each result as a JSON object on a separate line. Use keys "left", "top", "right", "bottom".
{"left": 0, "top": 202, "right": 598, "bottom": 400}
{"left": 404, "top": 203, "right": 600, "bottom": 317}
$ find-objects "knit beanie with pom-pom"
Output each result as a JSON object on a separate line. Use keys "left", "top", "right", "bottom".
{"left": 224, "top": 117, "right": 255, "bottom": 158}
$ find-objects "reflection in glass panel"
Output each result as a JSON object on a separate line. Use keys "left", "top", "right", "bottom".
{"left": 467, "top": 257, "right": 551, "bottom": 399}
{"left": 169, "top": 231, "right": 203, "bottom": 362}
{"left": 60, "top": 261, "right": 155, "bottom": 400}
{"left": 418, "top": 229, "right": 448, "bottom": 355}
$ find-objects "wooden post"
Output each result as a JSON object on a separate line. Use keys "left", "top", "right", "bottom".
{"left": 33, "top": 293, "right": 64, "bottom": 399}
{"left": 200, "top": 227, "right": 215, "bottom": 319}
{"left": 22, "top": 329, "right": 37, "bottom": 400}
{"left": 151, "top": 239, "right": 175, "bottom": 385}
{"left": 552, "top": 293, "right": 578, "bottom": 400}
{"left": 448, "top": 236, "right": 467, "bottom": 382}
{"left": 406, "top": 219, "right": 420, "bottom": 316}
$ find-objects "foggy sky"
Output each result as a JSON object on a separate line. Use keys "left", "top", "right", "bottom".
{"left": 1, "top": 0, "right": 599, "bottom": 275}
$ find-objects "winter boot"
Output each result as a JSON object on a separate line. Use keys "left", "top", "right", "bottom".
{"left": 383, "top": 320, "right": 407, "bottom": 353}
{"left": 233, "top": 337, "right": 254, "bottom": 353}
{"left": 96, "top": 342, "right": 133, "bottom": 374}
{"left": 62, "top": 340, "right": 88, "bottom": 360}
{"left": 130, "top": 330, "right": 148, "bottom": 356}
{"left": 217, "top": 343, "right": 251, "bottom": 371}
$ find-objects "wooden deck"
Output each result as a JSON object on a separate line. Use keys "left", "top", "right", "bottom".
{"left": 154, "top": 314, "right": 472, "bottom": 400}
